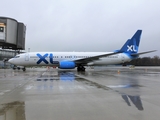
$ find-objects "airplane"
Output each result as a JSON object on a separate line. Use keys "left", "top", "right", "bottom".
{"left": 8, "top": 30, "right": 156, "bottom": 72}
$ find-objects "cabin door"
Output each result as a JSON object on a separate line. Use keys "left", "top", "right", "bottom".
{"left": 25, "top": 53, "right": 29, "bottom": 61}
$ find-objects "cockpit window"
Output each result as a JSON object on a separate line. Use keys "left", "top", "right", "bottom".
{"left": 14, "top": 56, "right": 20, "bottom": 58}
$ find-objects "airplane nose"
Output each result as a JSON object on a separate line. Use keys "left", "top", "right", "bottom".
{"left": 8, "top": 58, "right": 14, "bottom": 64}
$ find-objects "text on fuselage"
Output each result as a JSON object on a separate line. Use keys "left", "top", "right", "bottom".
{"left": 36, "top": 53, "right": 58, "bottom": 64}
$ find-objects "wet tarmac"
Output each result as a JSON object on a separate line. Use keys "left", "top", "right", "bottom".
{"left": 0, "top": 67, "right": 160, "bottom": 120}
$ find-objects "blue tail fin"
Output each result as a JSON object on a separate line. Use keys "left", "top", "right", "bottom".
{"left": 120, "top": 30, "right": 142, "bottom": 54}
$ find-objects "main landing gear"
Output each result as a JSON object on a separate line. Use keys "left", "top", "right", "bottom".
{"left": 77, "top": 65, "right": 85, "bottom": 72}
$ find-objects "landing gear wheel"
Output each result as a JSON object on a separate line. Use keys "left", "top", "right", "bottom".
{"left": 81, "top": 67, "right": 85, "bottom": 71}
{"left": 77, "top": 65, "right": 85, "bottom": 72}
{"left": 13, "top": 65, "right": 16, "bottom": 70}
{"left": 22, "top": 67, "right": 26, "bottom": 71}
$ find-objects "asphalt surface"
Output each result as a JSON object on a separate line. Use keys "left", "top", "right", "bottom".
{"left": 0, "top": 67, "right": 160, "bottom": 120}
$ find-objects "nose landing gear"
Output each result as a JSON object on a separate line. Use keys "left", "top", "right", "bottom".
{"left": 12, "top": 65, "right": 26, "bottom": 71}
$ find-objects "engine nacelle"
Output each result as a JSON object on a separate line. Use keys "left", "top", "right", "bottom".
{"left": 59, "top": 61, "right": 76, "bottom": 69}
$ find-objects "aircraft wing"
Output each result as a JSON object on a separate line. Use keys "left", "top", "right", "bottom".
{"left": 131, "top": 50, "right": 157, "bottom": 56}
{"left": 74, "top": 52, "right": 119, "bottom": 64}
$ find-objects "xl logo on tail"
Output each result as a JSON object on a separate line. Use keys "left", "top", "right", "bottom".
{"left": 127, "top": 45, "right": 137, "bottom": 52}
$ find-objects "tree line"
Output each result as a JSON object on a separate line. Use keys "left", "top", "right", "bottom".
{"left": 126, "top": 56, "right": 160, "bottom": 66}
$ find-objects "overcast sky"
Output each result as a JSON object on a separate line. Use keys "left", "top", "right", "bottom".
{"left": 0, "top": 0, "right": 160, "bottom": 57}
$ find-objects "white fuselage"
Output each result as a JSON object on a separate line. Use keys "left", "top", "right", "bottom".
{"left": 9, "top": 52, "right": 131, "bottom": 67}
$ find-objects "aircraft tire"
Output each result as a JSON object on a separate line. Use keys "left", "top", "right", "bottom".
{"left": 22, "top": 68, "right": 26, "bottom": 71}
{"left": 77, "top": 66, "right": 85, "bottom": 72}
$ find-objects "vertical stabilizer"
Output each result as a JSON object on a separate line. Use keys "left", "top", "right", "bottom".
{"left": 120, "top": 30, "right": 142, "bottom": 54}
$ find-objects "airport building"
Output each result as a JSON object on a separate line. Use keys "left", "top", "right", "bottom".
{"left": 0, "top": 17, "right": 26, "bottom": 50}
{"left": 0, "top": 17, "right": 26, "bottom": 68}
{"left": 0, "top": 49, "right": 18, "bottom": 68}
{"left": 0, "top": 17, "right": 26, "bottom": 56}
